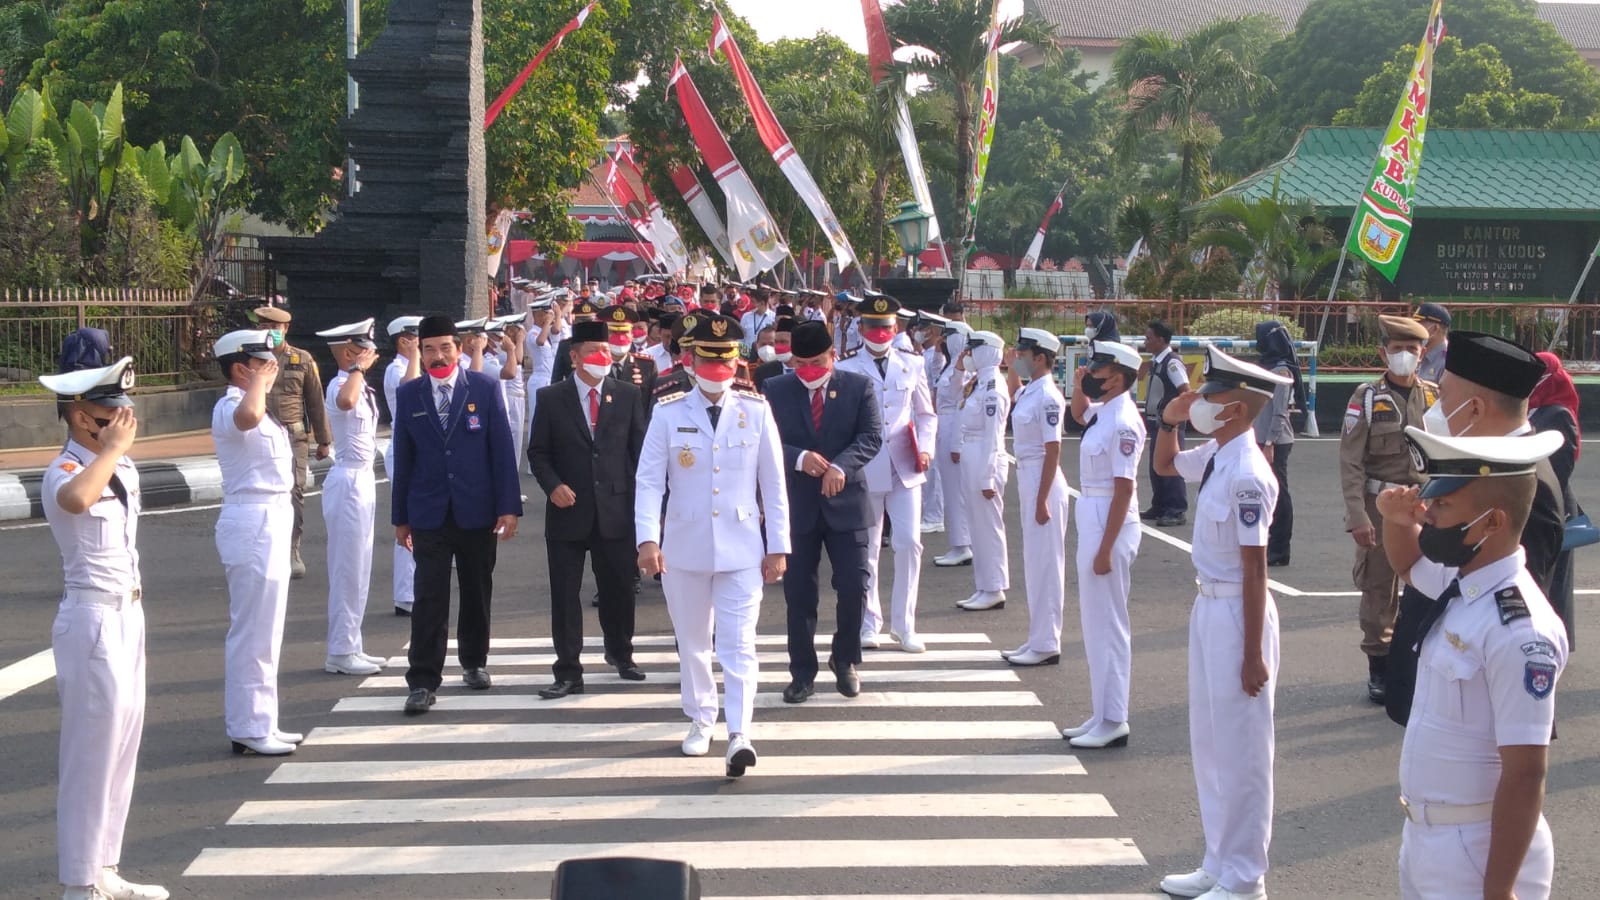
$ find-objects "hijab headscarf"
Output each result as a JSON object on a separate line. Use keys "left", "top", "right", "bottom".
{"left": 1530, "top": 351, "right": 1581, "bottom": 459}
{"left": 1254, "top": 320, "right": 1306, "bottom": 411}
{"left": 1085, "top": 310, "right": 1120, "bottom": 345}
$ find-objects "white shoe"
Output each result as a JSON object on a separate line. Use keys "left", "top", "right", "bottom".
{"left": 357, "top": 651, "right": 386, "bottom": 667}
{"left": 725, "top": 733, "right": 757, "bottom": 776}
{"left": 272, "top": 729, "right": 304, "bottom": 745}
{"left": 890, "top": 631, "right": 926, "bottom": 653}
{"left": 919, "top": 521, "right": 945, "bottom": 534}
{"left": 860, "top": 631, "right": 881, "bottom": 650}
{"left": 681, "top": 721, "right": 712, "bottom": 757}
{"left": 934, "top": 547, "right": 973, "bottom": 566}
{"left": 1069, "top": 720, "right": 1130, "bottom": 749}
{"left": 1060, "top": 717, "right": 1097, "bottom": 739}
{"left": 325, "top": 653, "right": 381, "bottom": 676}
{"left": 956, "top": 591, "right": 980, "bottom": 609}
{"left": 230, "top": 736, "right": 296, "bottom": 756}
{"left": 1006, "top": 648, "right": 1061, "bottom": 666}
{"left": 1000, "top": 643, "right": 1030, "bottom": 659}
{"left": 961, "top": 590, "right": 1006, "bottom": 611}
{"left": 1194, "top": 885, "right": 1265, "bottom": 900}
{"left": 98, "top": 868, "right": 169, "bottom": 900}
{"left": 1159, "top": 867, "right": 1220, "bottom": 898}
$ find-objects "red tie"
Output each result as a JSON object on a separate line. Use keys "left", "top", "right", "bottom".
{"left": 811, "top": 387, "right": 824, "bottom": 430}
{"left": 588, "top": 387, "right": 600, "bottom": 433}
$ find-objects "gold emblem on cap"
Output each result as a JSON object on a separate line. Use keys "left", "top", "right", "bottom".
{"left": 611, "top": 309, "right": 627, "bottom": 322}
{"left": 679, "top": 446, "right": 696, "bottom": 468}
{"left": 711, "top": 319, "right": 728, "bottom": 338}
{"left": 1480, "top": 464, "right": 1491, "bottom": 476}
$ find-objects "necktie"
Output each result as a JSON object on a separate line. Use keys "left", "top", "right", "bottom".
{"left": 875, "top": 357, "right": 887, "bottom": 378}
{"left": 588, "top": 387, "right": 600, "bottom": 435}
{"left": 107, "top": 471, "right": 129, "bottom": 509}
{"left": 1083, "top": 413, "right": 1099, "bottom": 433}
{"left": 811, "top": 388, "right": 824, "bottom": 430}
{"left": 707, "top": 403, "right": 722, "bottom": 431}
{"left": 437, "top": 382, "right": 451, "bottom": 429}
{"left": 1199, "top": 457, "right": 1216, "bottom": 493}
{"left": 1412, "top": 579, "right": 1462, "bottom": 651}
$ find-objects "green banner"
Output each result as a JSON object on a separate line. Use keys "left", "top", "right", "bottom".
{"left": 964, "top": 7, "right": 1001, "bottom": 245}
{"left": 1347, "top": 0, "right": 1444, "bottom": 282}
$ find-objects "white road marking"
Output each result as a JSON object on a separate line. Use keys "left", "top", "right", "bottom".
{"left": 0, "top": 649, "right": 55, "bottom": 702}
{"left": 265, "top": 753, "right": 1089, "bottom": 784}
{"left": 184, "top": 838, "right": 1147, "bottom": 876}
{"left": 441, "top": 632, "right": 991, "bottom": 649}
{"left": 304, "top": 720, "right": 1066, "bottom": 745}
{"left": 446, "top": 895, "right": 1164, "bottom": 900}
{"left": 354, "top": 668, "right": 1021, "bottom": 689}
{"left": 331, "top": 690, "right": 1042, "bottom": 713}
{"left": 380, "top": 648, "right": 1002, "bottom": 668}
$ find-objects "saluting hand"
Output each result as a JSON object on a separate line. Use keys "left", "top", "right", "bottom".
{"left": 1375, "top": 485, "right": 1425, "bottom": 527}
{"left": 1162, "top": 389, "right": 1198, "bottom": 426}
{"left": 99, "top": 407, "right": 138, "bottom": 456}
{"left": 252, "top": 357, "right": 280, "bottom": 390}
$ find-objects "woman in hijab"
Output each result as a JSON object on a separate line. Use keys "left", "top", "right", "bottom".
{"left": 1251, "top": 320, "right": 1303, "bottom": 566}
{"left": 1084, "top": 310, "right": 1121, "bottom": 347}
{"left": 1529, "top": 351, "right": 1581, "bottom": 644}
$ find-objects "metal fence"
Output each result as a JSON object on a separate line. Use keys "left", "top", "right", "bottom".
{"left": 0, "top": 288, "right": 256, "bottom": 393}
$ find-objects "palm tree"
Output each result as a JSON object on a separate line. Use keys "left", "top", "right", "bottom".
{"left": 1111, "top": 16, "right": 1274, "bottom": 209}
{"left": 1189, "top": 184, "right": 1341, "bottom": 300}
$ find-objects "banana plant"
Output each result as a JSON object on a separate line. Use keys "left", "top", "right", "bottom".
{"left": 167, "top": 132, "right": 245, "bottom": 303}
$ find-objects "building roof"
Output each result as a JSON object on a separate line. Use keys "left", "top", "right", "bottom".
{"left": 1213, "top": 127, "right": 1600, "bottom": 220}
{"left": 1536, "top": 3, "right": 1600, "bottom": 52}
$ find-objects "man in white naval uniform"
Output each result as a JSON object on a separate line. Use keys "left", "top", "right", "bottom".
{"left": 383, "top": 316, "right": 422, "bottom": 616}
{"left": 1154, "top": 346, "right": 1290, "bottom": 900}
{"left": 493, "top": 313, "right": 529, "bottom": 453}
{"left": 932, "top": 321, "right": 974, "bottom": 567}
{"left": 40, "top": 350, "right": 169, "bottom": 900}
{"left": 955, "top": 331, "right": 1011, "bottom": 611}
{"left": 835, "top": 294, "right": 936, "bottom": 652}
{"left": 524, "top": 294, "right": 569, "bottom": 470}
{"left": 635, "top": 314, "right": 790, "bottom": 777}
{"left": 211, "top": 329, "right": 300, "bottom": 757}
{"left": 1003, "top": 329, "right": 1072, "bottom": 669}
{"left": 316, "top": 318, "right": 388, "bottom": 677}
{"left": 915, "top": 311, "right": 949, "bottom": 534}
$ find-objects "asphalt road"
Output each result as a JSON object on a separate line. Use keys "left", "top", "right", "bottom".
{"left": 2, "top": 436, "right": 1598, "bottom": 900}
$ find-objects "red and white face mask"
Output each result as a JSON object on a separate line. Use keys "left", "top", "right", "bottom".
{"left": 580, "top": 349, "right": 613, "bottom": 380}
{"left": 607, "top": 329, "right": 632, "bottom": 358}
{"left": 773, "top": 340, "right": 793, "bottom": 362}
{"left": 861, "top": 325, "right": 894, "bottom": 353}
{"left": 693, "top": 360, "right": 737, "bottom": 395}
{"left": 795, "top": 362, "right": 831, "bottom": 390}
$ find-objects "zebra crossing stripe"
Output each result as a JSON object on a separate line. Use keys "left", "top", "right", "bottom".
{"left": 184, "top": 838, "right": 1147, "bottom": 876}
{"left": 354, "top": 669, "right": 1022, "bottom": 689}
{"left": 381, "top": 649, "right": 1002, "bottom": 668}
{"left": 434, "top": 632, "right": 993, "bottom": 649}
{"left": 330, "top": 690, "right": 1042, "bottom": 713}
{"left": 303, "top": 720, "right": 1065, "bottom": 745}
{"left": 445, "top": 896, "right": 1165, "bottom": 900}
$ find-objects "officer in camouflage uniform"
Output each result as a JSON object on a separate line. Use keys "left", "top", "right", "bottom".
{"left": 256, "top": 306, "right": 332, "bottom": 580}
{"left": 1339, "top": 314, "right": 1436, "bottom": 704}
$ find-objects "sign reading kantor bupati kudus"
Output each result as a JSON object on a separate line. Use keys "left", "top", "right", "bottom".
{"left": 1399, "top": 220, "right": 1590, "bottom": 298}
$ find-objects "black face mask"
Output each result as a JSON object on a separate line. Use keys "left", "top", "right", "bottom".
{"left": 1081, "top": 373, "right": 1108, "bottom": 400}
{"left": 1417, "top": 509, "right": 1492, "bottom": 568}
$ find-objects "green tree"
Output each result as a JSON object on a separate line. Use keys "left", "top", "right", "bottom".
{"left": 1189, "top": 187, "right": 1341, "bottom": 300}
{"left": 0, "top": 137, "right": 77, "bottom": 285}
{"left": 1333, "top": 37, "right": 1561, "bottom": 128}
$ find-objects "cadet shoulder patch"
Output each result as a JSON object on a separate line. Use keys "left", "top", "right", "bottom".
{"left": 59, "top": 460, "right": 80, "bottom": 474}
{"left": 1045, "top": 404, "right": 1060, "bottom": 427}
{"left": 1235, "top": 487, "right": 1263, "bottom": 502}
{"left": 1118, "top": 427, "right": 1138, "bottom": 456}
{"left": 1238, "top": 503, "right": 1262, "bottom": 527}
{"left": 1521, "top": 640, "right": 1557, "bottom": 659}
{"left": 1525, "top": 661, "right": 1556, "bottom": 699}
{"left": 1496, "top": 586, "right": 1531, "bottom": 625}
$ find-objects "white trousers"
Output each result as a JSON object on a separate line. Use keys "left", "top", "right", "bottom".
{"left": 1400, "top": 816, "right": 1552, "bottom": 900}
{"left": 862, "top": 486, "right": 922, "bottom": 637}
{"left": 217, "top": 501, "right": 292, "bottom": 740}
{"left": 936, "top": 412, "right": 970, "bottom": 550}
{"left": 384, "top": 444, "right": 414, "bottom": 610}
{"left": 504, "top": 386, "right": 528, "bottom": 459}
{"left": 1074, "top": 496, "right": 1141, "bottom": 723}
{"left": 1018, "top": 460, "right": 1070, "bottom": 655}
{"left": 323, "top": 465, "right": 375, "bottom": 656}
{"left": 53, "top": 599, "right": 145, "bottom": 886}
{"left": 960, "top": 453, "right": 1009, "bottom": 591}
{"left": 1189, "top": 590, "right": 1280, "bottom": 895}
{"left": 662, "top": 567, "right": 762, "bottom": 736}
{"left": 921, "top": 461, "right": 944, "bottom": 526}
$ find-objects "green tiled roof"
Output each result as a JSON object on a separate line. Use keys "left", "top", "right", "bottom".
{"left": 1213, "top": 127, "right": 1600, "bottom": 221}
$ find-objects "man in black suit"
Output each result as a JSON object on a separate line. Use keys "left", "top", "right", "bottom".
{"left": 549, "top": 299, "right": 601, "bottom": 384}
{"left": 761, "top": 320, "right": 883, "bottom": 703}
{"left": 528, "top": 320, "right": 648, "bottom": 698}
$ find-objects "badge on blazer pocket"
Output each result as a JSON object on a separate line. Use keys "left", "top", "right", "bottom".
{"left": 467, "top": 414, "right": 482, "bottom": 431}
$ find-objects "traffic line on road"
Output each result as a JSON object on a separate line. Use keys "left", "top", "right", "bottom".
{"left": 228, "top": 791, "right": 1116, "bottom": 825}
{"left": 185, "top": 838, "right": 1147, "bottom": 877}
{"left": 354, "top": 667, "right": 1022, "bottom": 689}
{"left": 381, "top": 648, "right": 1003, "bottom": 668}
{"left": 439, "top": 632, "right": 993, "bottom": 649}
{"left": 0, "top": 649, "right": 54, "bottom": 702}
{"left": 304, "top": 720, "right": 1066, "bottom": 745}
{"left": 331, "top": 690, "right": 1042, "bottom": 713}
{"left": 265, "top": 753, "right": 1090, "bottom": 784}
{"left": 446, "top": 896, "right": 1162, "bottom": 900}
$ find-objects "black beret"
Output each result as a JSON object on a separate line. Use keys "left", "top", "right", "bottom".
{"left": 418, "top": 315, "right": 457, "bottom": 340}
{"left": 570, "top": 320, "right": 610, "bottom": 344}
{"left": 1443, "top": 331, "right": 1544, "bottom": 399}
{"left": 791, "top": 320, "right": 832, "bottom": 358}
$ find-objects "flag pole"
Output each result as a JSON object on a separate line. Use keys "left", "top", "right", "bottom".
{"left": 1548, "top": 233, "right": 1600, "bottom": 351}
{"left": 585, "top": 169, "right": 666, "bottom": 276}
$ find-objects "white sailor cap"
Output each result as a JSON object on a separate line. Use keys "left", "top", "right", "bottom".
{"left": 1017, "top": 327, "right": 1061, "bottom": 355}
{"left": 1197, "top": 345, "right": 1292, "bottom": 397}
{"left": 941, "top": 320, "right": 974, "bottom": 338}
{"left": 316, "top": 318, "right": 377, "bottom": 348}
{"left": 966, "top": 330, "right": 1004, "bottom": 351}
{"left": 484, "top": 318, "right": 506, "bottom": 334}
{"left": 1085, "top": 340, "right": 1141, "bottom": 371}
{"left": 910, "top": 310, "right": 949, "bottom": 329}
{"left": 896, "top": 308, "right": 917, "bottom": 322}
{"left": 530, "top": 297, "right": 554, "bottom": 311}
{"left": 39, "top": 356, "right": 136, "bottom": 407}
{"left": 1405, "top": 426, "right": 1563, "bottom": 499}
{"left": 493, "top": 312, "right": 528, "bottom": 329}
{"left": 387, "top": 315, "right": 424, "bottom": 338}
{"left": 215, "top": 329, "right": 278, "bottom": 361}
{"left": 455, "top": 317, "right": 489, "bottom": 334}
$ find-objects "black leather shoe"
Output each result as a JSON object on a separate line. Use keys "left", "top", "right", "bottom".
{"left": 462, "top": 668, "right": 492, "bottom": 690}
{"left": 403, "top": 688, "right": 435, "bottom": 715}
{"left": 394, "top": 605, "right": 411, "bottom": 617}
{"left": 828, "top": 656, "right": 860, "bottom": 698}
{"left": 591, "top": 592, "right": 600, "bottom": 608}
{"left": 782, "top": 680, "right": 814, "bottom": 704}
{"left": 615, "top": 663, "right": 646, "bottom": 681}
{"left": 1267, "top": 556, "right": 1290, "bottom": 567}
{"left": 538, "top": 679, "right": 584, "bottom": 699}
{"left": 1139, "top": 507, "right": 1160, "bottom": 521}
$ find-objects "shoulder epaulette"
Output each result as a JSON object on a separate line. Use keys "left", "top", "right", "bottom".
{"left": 896, "top": 346, "right": 919, "bottom": 355}
{"left": 734, "top": 385, "right": 765, "bottom": 400}
{"left": 656, "top": 391, "right": 687, "bottom": 405}
{"left": 840, "top": 349, "right": 860, "bottom": 360}
{"left": 1496, "top": 586, "right": 1531, "bottom": 625}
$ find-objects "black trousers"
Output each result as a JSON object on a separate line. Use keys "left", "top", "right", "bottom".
{"left": 547, "top": 524, "right": 637, "bottom": 681}
{"left": 1267, "top": 442, "right": 1294, "bottom": 560}
{"left": 406, "top": 510, "right": 497, "bottom": 691}
{"left": 784, "top": 525, "right": 869, "bottom": 684}
{"left": 1146, "top": 418, "right": 1188, "bottom": 514}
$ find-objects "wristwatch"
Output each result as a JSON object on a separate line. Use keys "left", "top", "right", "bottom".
{"left": 1160, "top": 421, "right": 1177, "bottom": 432}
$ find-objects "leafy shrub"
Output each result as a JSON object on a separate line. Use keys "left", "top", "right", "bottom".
{"left": 0, "top": 139, "right": 78, "bottom": 287}
{"left": 1188, "top": 306, "right": 1307, "bottom": 341}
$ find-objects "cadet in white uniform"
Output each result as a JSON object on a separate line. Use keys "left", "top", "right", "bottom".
{"left": 1378, "top": 427, "right": 1568, "bottom": 900}
{"left": 955, "top": 331, "right": 1011, "bottom": 610}
{"left": 524, "top": 294, "right": 569, "bottom": 458}
{"left": 1062, "top": 340, "right": 1146, "bottom": 748}
{"left": 317, "top": 319, "right": 387, "bottom": 677}
{"left": 915, "top": 312, "right": 949, "bottom": 534}
{"left": 933, "top": 321, "right": 974, "bottom": 567}
{"left": 384, "top": 316, "right": 422, "bottom": 616}
{"left": 211, "top": 329, "right": 299, "bottom": 757}
{"left": 835, "top": 295, "right": 937, "bottom": 652}
{"left": 1154, "top": 347, "right": 1290, "bottom": 900}
{"left": 1000, "top": 329, "right": 1071, "bottom": 667}
{"left": 493, "top": 313, "right": 529, "bottom": 452}
{"left": 635, "top": 315, "right": 790, "bottom": 777}
{"left": 40, "top": 352, "right": 169, "bottom": 900}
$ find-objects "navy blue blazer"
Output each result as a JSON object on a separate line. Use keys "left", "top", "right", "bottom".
{"left": 762, "top": 369, "right": 883, "bottom": 535}
{"left": 391, "top": 369, "right": 523, "bottom": 531}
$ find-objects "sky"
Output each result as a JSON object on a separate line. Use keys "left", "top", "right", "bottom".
{"left": 724, "top": 0, "right": 1028, "bottom": 54}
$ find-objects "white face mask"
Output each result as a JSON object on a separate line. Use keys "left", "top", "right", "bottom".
{"left": 1423, "top": 398, "right": 1474, "bottom": 437}
{"left": 757, "top": 345, "right": 777, "bottom": 363}
{"left": 1386, "top": 350, "right": 1419, "bottom": 378}
{"left": 957, "top": 355, "right": 972, "bottom": 372}
{"left": 1188, "top": 397, "right": 1235, "bottom": 434}
{"left": 1084, "top": 326, "right": 1098, "bottom": 340}
{"left": 581, "top": 362, "right": 612, "bottom": 381}
{"left": 695, "top": 373, "right": 733, "bottom": 396}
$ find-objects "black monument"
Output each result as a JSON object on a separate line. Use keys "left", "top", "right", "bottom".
{"left": 265, "top": 0, "right": 489, "bottom": 335}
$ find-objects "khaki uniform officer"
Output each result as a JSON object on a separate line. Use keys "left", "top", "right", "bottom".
{"left": 1340, "top": 314, "right": 1436, "bottom": 703}
{"left": 255, "top": 305, "right": 331, "bottom": 580}
{"left": 1377, "top": 426, "right": 1568, "bottom": 900}
{"left": 40, "top": 352, "right": 169, "bottom": 900}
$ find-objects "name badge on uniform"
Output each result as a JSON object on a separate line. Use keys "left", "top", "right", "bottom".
{"left": 467, "top": 414, "right": 482, "bottom": 431}
{"left": 677, "top": 426, "right": 700, "bottom": 434}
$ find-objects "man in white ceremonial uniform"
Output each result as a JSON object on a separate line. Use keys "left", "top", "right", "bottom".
{"left": 836, "top": 294, "right": 936, "bottom": 652}
{"left": 1378, "top": 427, "right": 1568, "bottom": 900}
{"left": 635, "top": 314, "right": 790, "bottom": 776}
{"left": 492, "top": 314, "right": 528, "bottom": 452}
{"left": 932, "top": 320, "right": 974, "bottom": 567}
{"left": 914, "top": 311, "right": 949, "bottom": 534}
{"left": 1154, "top": 346, "right": 1290, "bottom": 900}
{"left": 955, "top": 330, "right": 1011, "bottom": 610}
{"left": 1003, "top": 329, "right": 1072, "bottom": 668}
{"left": 524, "top": 294, "right": 569, "bottom": 468}
{"left": 383, "top": 316, "right": 422, "bottom": 616}
{"left": 316, "top": 319, "right": 388, "bottom": 677}
{"left": 40, "top": 348, "right": 169, "bottom": 900}
{"left": 1061, "top": 340, "right": 1146, "bottom": 749}
{"left": 211, "top": 329, "right": 299, "bottom": 757}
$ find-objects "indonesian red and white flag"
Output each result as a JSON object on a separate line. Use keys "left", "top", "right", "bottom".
{"left": 710, "top": 13, "right": 859, "bottom": 272}
{"left": 602, "top": 157, "right": 667, "bottom": 269}
{"left": 613, "top": 149, "right": 690, "bottom": 274}
{"left": 667, "top": 57, "right": 787, "bottom": 280}
{"left": 860, "top": 0, "right": 946, "bottom": 268}
{"left": 669, "top": 162, "right": 739, "bottom": 272}
{"left": 484, "top": 1, "right": 597, "bottom": 129}
{"left": 1019, "top": 188, "right": 1066, "bottom": 271}
{"left": 860, "top": 0, "right": 894, "bottom": 85}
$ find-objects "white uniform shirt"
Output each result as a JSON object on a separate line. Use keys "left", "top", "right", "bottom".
{"left": 836, "top": 348, "right": 937, "bottom": 491}
{"left": 739, "top": 308, "right": 774, "bottom": 350}
{"left": 1012, "top": 376, "right": 1066, "bottom": 465}
{"left": 1400, "top": 547, "right": 1567, "bottom": 805}
{"left": 325, "top": 371, "right": 379, "bottom": 467}
{"left": 524, "top": 322, "right": 568, "bottom": 386}
{"left": 212, "top": 385, "right": 293, "bottom": 500}
{"left": 41, "top": 439, "right": 141, "bottom": 594}
{"left": 634, "top": 388, "right": 791, "bottom": 573}
{"left": 935, "top": 363, "right": 969, "bottom": 418}
{"left": 498, "top": 349, "right": 525, "bottom": 399}
{"left": 1173, "top": 433, "right": 1276, "bottom": 583}
{"left": 1078, "top": 391, "right": 1144, "bottom": 515}
{"left": 647, "top": 342, "right": 674, "bottom": 374}
{"left": 1144, "top": 347, "right": 1190, "bottom": 417}
{"left": 383, "top": 356, "right": 410, "bottom": 424}
{"left": 959, "top": 368, "right": 1011, "bottom": 493}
